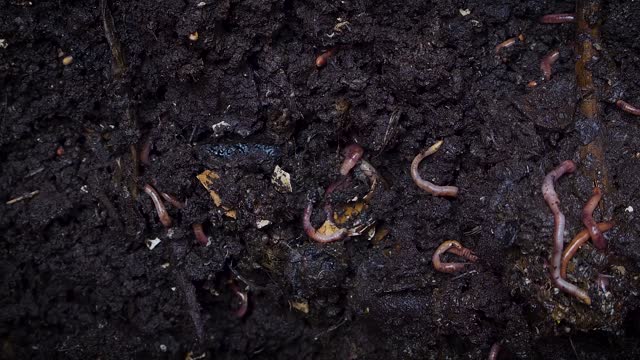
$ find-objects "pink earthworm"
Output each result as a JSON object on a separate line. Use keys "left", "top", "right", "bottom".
{"left": 340, "top": 144, "right": 364, "bottom": 176}
{"left": 488, "top": 343, "right": 502, "bottom": 360}
{"left": 192, "top": 223, "right": 209, "bottom": 246}
{"left": 161, "top": 192, "right": 185, "bottom": 209}
{"left": 315, "top": 48, "right": 336, "bottom": 68}
{"left": 411, "top": 140, "right": 459, "bottom": 197}
{"left": 542, "top": 160, "right": 591, "bottom": 305}
{"left": 581, "top": 187, "right": 606, "bottom": 250}
{"left": 229, "top": 282, "right": 249, "bottom": 318}
{"left": 539, "top": 13, "right": 576, "bottom": 24}
{"left": 616, "top": 100, "right": 640, "bottom": 116}
{"left": 432, "top": 240, "right": 478, "bottom": 274}
{"left": 540, "top": 50, "right": 560, "bottom": 80}
{"left": 561, "top": 222, "right": 613, "bottom": 279}
{"left": 143, "top": 184, "right": 172, "bottom": 227}
{"left": 303, "top": 201, "right": 348, "bottom": 243}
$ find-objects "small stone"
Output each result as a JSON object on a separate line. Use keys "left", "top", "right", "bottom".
{"left": 145, "top": 238, "right": 161, "bottom": 250}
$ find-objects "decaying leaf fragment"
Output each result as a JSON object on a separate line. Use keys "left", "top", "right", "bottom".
{"left": 196, "top": 169, "right": 237, "bottom": 219}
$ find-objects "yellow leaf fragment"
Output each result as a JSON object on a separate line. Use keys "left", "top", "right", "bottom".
{"left": 318, "top": 220, "right": 341, "bottom": 236}
{"left": 196, "top": 169, "right": 236, "bottom": 218}
{"left": 289, "top": 299, "right": 309, "bottom": 314}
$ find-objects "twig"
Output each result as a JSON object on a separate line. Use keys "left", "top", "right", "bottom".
{"left": 6, "top": 190, "right": 40, "bottom": 205}
{"left": 101, "top": 0, "right": 127, "bottom": 78}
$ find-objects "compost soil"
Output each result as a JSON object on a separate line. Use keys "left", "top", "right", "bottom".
{"left": 1, "top": 0, "right": 640, "bottom": 359}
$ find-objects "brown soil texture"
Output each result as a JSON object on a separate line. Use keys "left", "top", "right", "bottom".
{"left": 2, "top": 0, "right": 640, "bottom": 359}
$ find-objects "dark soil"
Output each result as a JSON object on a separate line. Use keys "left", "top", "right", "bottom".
{"left": 1, "top": 0, "right": 640, "bottom": 359}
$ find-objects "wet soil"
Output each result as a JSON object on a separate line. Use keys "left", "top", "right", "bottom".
{"left": 2, "top": 0, "right": 640, "bottom": 359}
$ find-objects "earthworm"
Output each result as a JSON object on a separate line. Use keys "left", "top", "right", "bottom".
{"left": 540, "top": 50, "right": 560, "bottom": 80}
{"left": 432, "top": 240, "right": 477, "bottom": 274}
{"left": 616, "top": 100, "right": 640, "bottom": 116}
{"left": 161, "top": 192, "right": 185, "bottom": 209}
{"left": 192, "top": 223, "right": 209, "bottom": 246}
{"left": 315, "top": 48, "right": 335, "bottom": 68}
{"left": 139, "top": 139, "right": 151, "bottom": 166}
{"left": 488, "top": 343, "right": 502, "bottom": 360}
{"left": 495, "top": 34, "right": 524, "bottom": 54}
{"left": 303, "top": 201, "right": 348, "bottom": 243}
{"left": 143, "top": 184, "right": 172, "bottom": 227}
{"left": 411, "top": 140, "right": 459, "bottom": 197}
{"left": 582, "top": 187, "right": 606, "bottom": 250}
{"left": 448, "top": 246, "right": 479, "bottom": 262}
{"left": 340, "top": 144, "right": 364, "bottom": 176}
{"left": 542, "top": 160, "right": 591, "bottom": 305}
{"left": 540, "top": 13, "right": 576, "bottom": 24}
{"left": 230, "top": 282, "right": 249, "bottom": 318}
{"left": 561, "top": 222, "right": 613, "bottom": 278}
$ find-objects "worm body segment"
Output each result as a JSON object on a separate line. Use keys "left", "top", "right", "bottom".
{"left": 542, "top": 161, "right": 591, "bottom": 305}
{"left": 315, "top": 49, "right": 335, "bottom": 68}
{"left": 192, "top": 223, "right": 209, "bottom": 246}
{"left": 411, "top": 140, "right": 459, "bottom": 197}
{"left": 581, "top": 187, "right": 606, "bottom": 250}
{"left": 540, "top": 50, "right": 560, "bottom": 80}
{"left": 616, "top": 100, "right": 640, "bottom": 116}
{"left": 561, "top": 222, "right": 613, "bottom": 279}
{"left": 143, "top": 184, "right": 172, "bottom": 227}
{"left": 540, "top": 13, "right": 576, "bottom": 24}
{"left": 303, "top": 202, "right": 348, "bottom": 243}
{"left": 488, "top": 343, "right": 502, "bottom": 360}
{"left": 161, "top": 192, "right": 185, "bottom": 209}
{"left": 230, "top": 283, "right": 249, "bottom": 318}
{"left": 432, "top": 240, "right": 477, "bottom": 273}
{"left": 495, "top": 37, "right": 517, "bottom": 53}
{"left": 340, "top": 144, "right": 364, "bottom": 176}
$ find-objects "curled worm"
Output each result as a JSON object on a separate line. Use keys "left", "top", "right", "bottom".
{"left": 411, "top": 140, "right": 459, "bottom": 197}
{"left": 432, "top": 240, "right": 478, "bottom": 273}
{"left": 303, "top": 201, "right": 348, "bottom": 243}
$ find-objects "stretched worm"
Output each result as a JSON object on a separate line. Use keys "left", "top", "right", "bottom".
{"left": 192, "top": 223, "right": 209, "bottom": 246}
{"left": 540, "top": 50, "right": 560, "bottom": 80}
{"left": 315, "top": 48, "right": 335, "bottom": 68}
{"left": 161, "top": 192, "right": 185, "bottom": 209}
{"left": 540, "top": 13, "right": 576, "bottom": 24}
{"left": 542, "top": 160, "right": 591, "bottom": 305}
{"left": 582, "top": 187, "right": 606, "bottom": 250}
{"left": 432, "top": 240, "right": 478, "bottom": 273}
{"left": 488, "top": 343, "right": 502, "bottom": 360}
{"left": 229, "top": 283, "right": 249, "bottom": 318}
{"left": 616, "top": 100, "right": 640, "bottom": 116}
{"left": 303, "top": 201, "right": 348, "bottom": 243}
{"left": 340, "top": 144, "right": 364, "bottom": 176}
{"left": 411, "top": 140, "right": 459, "bottom": 197}
{"left": 143, "top": 184, "right": 172, "bottom": 227}
{"left": 495, "top": 37, "right": 516, "bottom": 53}
{"left": 561, "top": 222, "right": 613, "bottom": 278}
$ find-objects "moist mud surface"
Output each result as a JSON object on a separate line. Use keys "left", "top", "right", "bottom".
{"left": 2, "top": 1, "right": 640, "bottom": 359}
